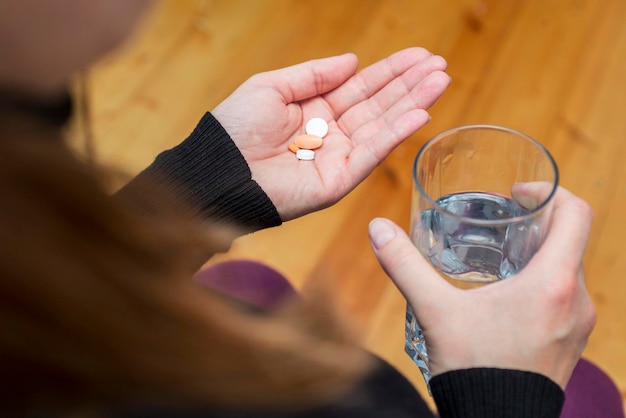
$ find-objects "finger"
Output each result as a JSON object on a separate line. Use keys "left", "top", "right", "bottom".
{"left": 343, "top": 72, "right": 449, "bottom": 179}
{"left": 368, "top": 217, "right": 452, "bottom": 308}
{"left": 337, "top": 57, "right": 449, "bottom": 133}
{"left": 257, "top": 53, "right": 360, "bottom": 103}
{"left": 349, "top": 70, "right": 450, "bottom": 148}
{"left": 400, "top": 67, "right": 451, "bottom": 110}
{"left": 511, "top": 181, "right": 557, "bottom": 210}
{"left": 324, "top": 47, "right": 440, "bottom": 116}
{"left": 526, "top": 187, "right": 594, "bottom": 274}
{"left": 344, "top": 109, "right": 431, "bottom": 183}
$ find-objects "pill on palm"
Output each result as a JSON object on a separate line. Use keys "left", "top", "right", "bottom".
{"left": 294, "top": 134, "right": 323, "bottom": 150}
{"left": 296, "top": 149, "right": 315, "bottom": 160}
{"left": 305, "top": 117, "right": 329, "bottom": 137}
{"left": 288, "top": 143, "right": 300, "bottom": 153}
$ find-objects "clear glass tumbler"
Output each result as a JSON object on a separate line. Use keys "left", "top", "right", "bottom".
{"left": 404, "top": 124, "right": 559, "bottom": 387}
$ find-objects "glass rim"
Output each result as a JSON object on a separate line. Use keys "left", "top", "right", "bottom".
{"left": 413, "top": 124, "right": 560, "bottom": 226}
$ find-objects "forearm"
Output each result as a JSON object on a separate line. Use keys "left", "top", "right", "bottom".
{"left": 431, "top": 368, "right": 564, "bottom": 418}
{"left": 116, "top": 112, "right": 282, "bottom": 232}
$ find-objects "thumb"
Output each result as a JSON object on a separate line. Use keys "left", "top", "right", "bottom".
{"left": 368, "top": 218, "right": 450, "bottom": 308}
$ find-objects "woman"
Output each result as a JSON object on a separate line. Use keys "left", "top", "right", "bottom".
{"left": 0, "top": 1, "right": 622, "bottom": 417}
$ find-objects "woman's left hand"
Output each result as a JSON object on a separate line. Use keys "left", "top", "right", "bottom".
{"left": 212, "top": 48, "right": 450, "bottom": 221}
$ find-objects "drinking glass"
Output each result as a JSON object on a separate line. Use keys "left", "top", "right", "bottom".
{"left": 404, "top": 124, "right": 559, "bottom": 387}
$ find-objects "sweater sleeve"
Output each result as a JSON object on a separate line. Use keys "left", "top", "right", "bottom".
{"left": 430, "top": 368, "right": 565, "bottom": 418}
{"left": 116, "top": 112, "right": 282, "bottom": 232}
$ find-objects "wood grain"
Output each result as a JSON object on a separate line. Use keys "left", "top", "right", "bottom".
{"left": 79, "top": 0, "right": 626, "bottom": 410}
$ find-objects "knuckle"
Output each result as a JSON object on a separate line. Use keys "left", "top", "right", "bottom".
{"left": 583, "top": 297, "right": 597, "bottom": 336}
{"left": 546, "top": 274, "right": 578, "bottom": 303}
{"left": 574, "top": 198, "right": 594, "bottom": 220}
{"left": 563, "top": 193, "right": 594, "bottom": 221}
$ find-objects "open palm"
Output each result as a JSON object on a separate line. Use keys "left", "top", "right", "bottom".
{"left": 212, "top": 48, "right": 449, "bottom": 221}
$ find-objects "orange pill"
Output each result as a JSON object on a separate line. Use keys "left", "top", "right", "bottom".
{"left": 288, "top": 143, "right": 300, "bottom": 153}
{"left": 294, "top": 134, "right": 323, "bottom": 150}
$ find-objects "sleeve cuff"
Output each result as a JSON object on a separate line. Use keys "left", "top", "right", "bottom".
{"left": 431, "top": 368, "right": 565, "bottom": 418}
{"left": 117, "top": 113, "right": 282, "bottom": 232}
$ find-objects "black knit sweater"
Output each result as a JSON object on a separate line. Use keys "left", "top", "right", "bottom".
{"left": 114, "top": 113, "right": 565, "bottom": 418}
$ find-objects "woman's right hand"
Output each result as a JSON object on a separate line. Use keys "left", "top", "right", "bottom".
{"left": 368, "top": 185, "right": 596, "bottom": 389}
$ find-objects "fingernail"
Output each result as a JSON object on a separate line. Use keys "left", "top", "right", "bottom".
{"left": 369, "top": 218, "right": 397, "bottom": 250}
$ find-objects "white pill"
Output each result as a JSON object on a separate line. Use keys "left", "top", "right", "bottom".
{"left": 296, "top": 149, "right": 315, "bottom": 160}
{"left": 305, "top": 117, "right": 329, "bottom": 138}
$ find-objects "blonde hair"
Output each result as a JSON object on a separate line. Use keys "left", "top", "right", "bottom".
{"left": 0, "top": 102, "right": 371, "bottom": 417}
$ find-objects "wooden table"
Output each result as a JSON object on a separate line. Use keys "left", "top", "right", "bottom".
{"left": 80, "top": 0, "right": 626, "bottom": 410}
